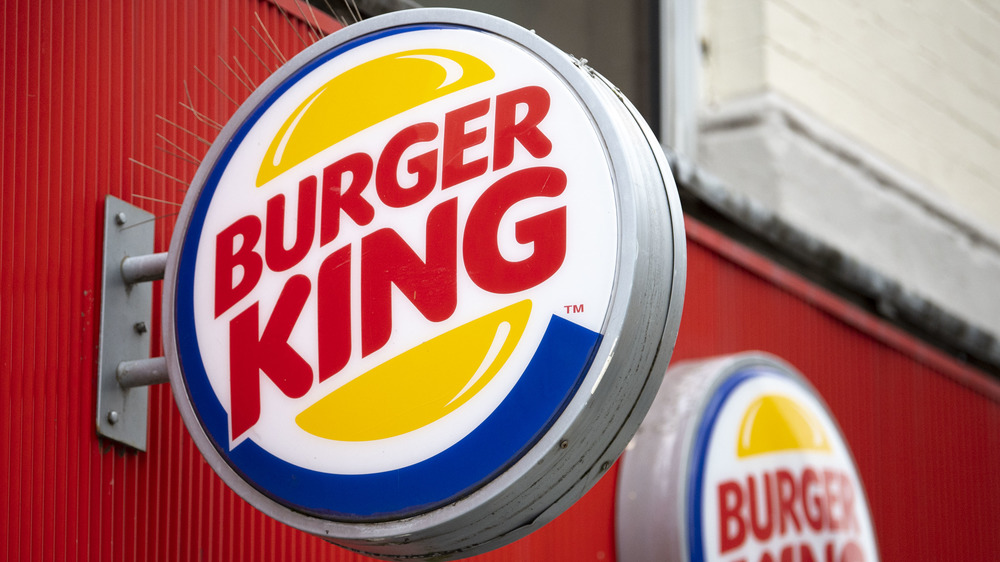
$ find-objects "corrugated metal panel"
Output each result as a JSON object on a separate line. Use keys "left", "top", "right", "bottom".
{"left": 680, "top": 217, "right": 1000, "bottom": 561}
{"left": 0, "top": 2, "right": 360, "bottom": 560}
{"left": 3, "top": 1, "right": 999, "bottom": 561}
{"left": 0, "top": 1, "right": 619, "bottom": 560}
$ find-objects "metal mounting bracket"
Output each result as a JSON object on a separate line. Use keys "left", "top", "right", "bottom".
{"left": 96, "top": 196, "right": 169, "bottom": 450}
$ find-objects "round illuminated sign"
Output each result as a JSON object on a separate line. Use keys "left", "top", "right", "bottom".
{"left": 617, "top": 354, "right": 879, "bottom": 562}
{"left": 163, "top": 8, "right": 684, "bottom": 559}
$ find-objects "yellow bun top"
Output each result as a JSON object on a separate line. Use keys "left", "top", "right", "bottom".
{"left": 257, "top": 48, "right": 496, "bottom": 187}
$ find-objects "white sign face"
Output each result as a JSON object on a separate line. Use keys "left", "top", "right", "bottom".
{"left": 165, "top": 9, "right": 684, "bottom": 558}
{"left": 692, "top": 368, "right": 879, "bottom": 562}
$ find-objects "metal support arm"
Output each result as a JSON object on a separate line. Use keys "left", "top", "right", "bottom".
{"left": 117, "top": 357, "right": 170, "bottom": 388}
{"left": 121, "top": 252, "right": 168, "bottom": 285}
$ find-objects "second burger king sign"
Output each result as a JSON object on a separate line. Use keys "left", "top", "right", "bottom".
{"left": 162, "top": 8, "right": 685, "bottom": 559}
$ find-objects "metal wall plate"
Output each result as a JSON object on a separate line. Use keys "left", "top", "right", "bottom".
{"left": 96, "top": 195, "right": 155, "bottom": 450}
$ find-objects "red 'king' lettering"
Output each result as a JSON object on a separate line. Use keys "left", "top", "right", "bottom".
{"left": 317, "top": 245, "right": 351, "bottom": 382}
{"left": 752, "top": 541, "right": 865, "bottom": 562}
{"left": 229, "top": 275, "right": 313, "bottom": 440}
{"left": 360, "top": 198, "right": 459, "bottom": 356}
{"left": 464, "top": 166, "right": 567, "bottom": 293}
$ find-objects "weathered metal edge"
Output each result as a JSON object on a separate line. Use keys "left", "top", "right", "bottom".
{"left": 668, "top": 151, "right": 1000, "bottom": 376}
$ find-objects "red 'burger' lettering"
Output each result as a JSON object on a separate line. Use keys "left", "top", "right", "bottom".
{"left": 442, "top": 97, "right": 491, "bottom": 189}
{"left": 718, "top": 467, "right": 860, "bottom": 556}
{"left": 265, "top": 175, "right": 317, "bottom": 272}
{"left": 215, "top": 216, "right": 263, "bottom": 318}
{"left": 321, "top": 153, "right": 374, "bottom": 246}
{"left": 376, "top": 122, "right": 439, "bottom": 208}
{"left": 719, "top": 481, "right": 745, "bottom": 553}
{"left": 493, "top": 85, "right": 552, "bottom": 170}
{"left": 748, "top": 472, "right": 775, "bottom": 541}
{"left": 215, "top": 85, "right": 556, "bottom": 319}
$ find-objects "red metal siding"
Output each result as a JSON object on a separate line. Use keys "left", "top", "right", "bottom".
{"left": 678, "top": 218, "right": 1000, "bottom": 560}
{"left": 1, "top": 1, "right": 618, "bottom": 560}
{"left": 2, "top": 1, "right": 999, "bottom": 561}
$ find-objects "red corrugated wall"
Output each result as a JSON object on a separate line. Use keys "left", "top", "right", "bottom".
{"left": 0, "top": 1, "right": 617, "bottom": 560}
{"left": 676, "top": 219, "right": 1000, "bottom": 560}
{"left": 2, "top": 0, "right": 998, "bottom": 561}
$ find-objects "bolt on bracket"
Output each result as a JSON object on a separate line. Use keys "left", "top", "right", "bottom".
{"left": 96, "top": 196, "right": 170, "bottom": 451}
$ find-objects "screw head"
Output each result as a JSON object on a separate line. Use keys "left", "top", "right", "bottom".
{"left": 115, "top": 212, "right": 127, "bottom": 225}
{"left": 107, "top": 411, "right": 120, "bottom": 424}
{"left": 133, "top": 321, "right": 148, "bottom": 334}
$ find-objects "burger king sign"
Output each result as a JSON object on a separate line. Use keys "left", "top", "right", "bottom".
{"left": 617, "top": 354, "right": 879, "bottom": 562}
{"left": 163, "top": 8, "right": 685, "bottom": 559}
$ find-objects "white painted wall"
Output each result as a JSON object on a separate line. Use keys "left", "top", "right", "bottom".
{"left": 701, "top": 0, "right": 1000, "bottom": 236}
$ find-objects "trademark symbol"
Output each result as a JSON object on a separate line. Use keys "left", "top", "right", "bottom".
{"left": 563, "top": 304, "right": 584, "bottom": 314}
